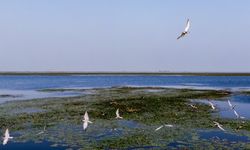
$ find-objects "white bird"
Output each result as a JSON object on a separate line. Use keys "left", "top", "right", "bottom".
{"left": 155, "top": 125, "right": 164, "bottom": 131}
{"left": 82, "top": 111, "right": 93, "bottom": 130}
{"left": 228, "top": 100, "right": 236, "bottom": 110}
{"left": 208, "top": 101, "right": 215, "bottom": 110}
{"left": 3, "top": 129, "right": 13, "bottom": 145}
{"left": 213, "top": 121, "right": 225, "bottom": 131}
{"left": 177, "top": 19, "right": 190, "bottom": 40}
{"left": 189, "top": 104, "right": 197, "bottom": 109}
{"left": 115, "top": 109, "right": 123, "bottom": 119}
{"left": 155, "top": 124, "right": 173, "bottom": 131}
{"left": 165, "top": 124, "right": 174, "bottom": 128}
{"left": 233, "top": 109, "right": 245, "bottom": 119}
{"left": 36, "top": 125, "right": 46, "bottom": 135}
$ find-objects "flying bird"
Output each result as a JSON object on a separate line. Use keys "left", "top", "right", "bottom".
{"left": 36, "top": 125, "right": 46, "bottom": 135}
{"left": 82, "top": 111, "right": 93, "bottom": 130}
{"left": 233, "top": 109, "right": 245, "bottom": 119}
{"left": 213, "top": 121, "right": 225, "bottom": 131}
{"left": 3, "top": 129, "right": 13, "bottom": 145}
{"left": 155, "top": 124, "right": 174, "bottom": 131}
{"left": 228, "top": 100, "right": 236, "bottom": 110}
{"left": 208, "top": 101, "right": 215, "bottom": 110}
{"left": 189, "top": 104, "right": 197, "bottom": 109}
{"left": 115, "top": 109, "right": 123, "bottom": 119}
{"left": 177, "top": 19, "right": 190, "bottom": 40}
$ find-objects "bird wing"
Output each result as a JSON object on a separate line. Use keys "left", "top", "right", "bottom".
{"left": 213, "top": 121, "right": 219, "bottom": 125}
{"left": 240, "top": 116, "right": 245, "bottom": 119}
{"left": 218, "top": 125, "right": 225, "bottom": 131}
{"left": 184, "top": 19, "right": 190, "bottom": 32}
{"left": 116, "top": 109, "right": 119, "bottom": 117}
{"left": 84, "top": 111, "right": 89, "bottom": 121}
{"left": 5, "top": 129, "right": 9, "bottom": 138}
{"left": 36, "top": 131, "right": 44, "bottom": 135}
{"left": 155, "top": 125, "right": 163, "bottom": 131}
{"left": 228, "top": 100, "right": 232, "bottom": 107}
{"left": 83, "top": 122, "right": 88, "bottom": 130}
{"left": 3, "top": 138, "right": 8, "bottom": 145}
{"left": 209, "top": 102, "right": 215, "bottom": 109}
{"left": 165, "top": 124, "right": 173, "bottom": 127}
{"left": 177, "top": 33, "right": 185, "bottom": 40}
{"left": 233, "top": 110, "right": 239, "bottom": 118}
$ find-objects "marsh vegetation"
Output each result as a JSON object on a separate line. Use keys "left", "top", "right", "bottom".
{"left": 1, "top": 87, "right": 250, "bottom": 149}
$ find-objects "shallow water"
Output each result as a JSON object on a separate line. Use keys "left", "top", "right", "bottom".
{"left": 197, "top": 93, "right": 250, "bottom": 119}
{"left": 1, "top": 75, "right": 250, "bottom": 149}
{"left": 1, "top": 75, "right": 250, "bottom": 102}
{"left": 1, "top": 75, "right": 250, "bottom": 90}
{"left": 0, "top": 141, "right": 66, "bottom": 150}
{"left": 0, "top": 89, "right": 86, "bottom": 103}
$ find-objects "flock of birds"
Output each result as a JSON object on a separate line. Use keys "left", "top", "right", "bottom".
{"left": 154, "top": 99, "right": 246, "bottom": 132}
{"left": 2, "top": 108, "right": 124, "bottom": 145}
{"left": 208, "top": 100, "right": 245, "bottom": 131}
{"left": 1, "top": 19, "right": 192, "bottom": 146}
{"left": 1, "top": 98, "right": 247, "bottom": 145}
{"left": 1, "top": 19, "right": 247, "bottom": 146}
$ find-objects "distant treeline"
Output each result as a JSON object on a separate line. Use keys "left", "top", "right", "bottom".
{"left": 0, "top": 72, "right": 250, "bottom": 76}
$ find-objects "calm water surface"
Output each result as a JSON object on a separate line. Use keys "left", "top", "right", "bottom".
{"left": 0, "top": 75, "right": 249, "bottom": 101}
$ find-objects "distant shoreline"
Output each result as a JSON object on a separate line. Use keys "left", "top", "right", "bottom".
{"left": 1, "top": 72, "right": 250, "bottom": 76}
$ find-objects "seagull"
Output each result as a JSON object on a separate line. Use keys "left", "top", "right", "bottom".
{"left": 177, "top": 19, "right": 190, "bottom": 40}
{"left": 228, "top": 100, "right": 236, "bottom": 110}
{"left": 213, "top": 121, "right": 225, "bottom": 131}
{"left": 3, "top": 129, "right": 13, "bottom": 145}
{"left": 189, "top": 104, "right": 197, "bottom": 109}
{"left": 233, "top": 109, "right": 245, "bottom": 119}
{"left": 36, "top": 125, "right": 46, "bottom": 135}
{"left": 155, "top": 124, "right": 174, "bottom": 131}
{"left": 208, "top": 101, "right": 215, "bottom": 110}
{"left": 82, "top": 111, "right": 93, "bottom": 130}
{"left": 115, "top": 109, "right": 123, "bottom": 119}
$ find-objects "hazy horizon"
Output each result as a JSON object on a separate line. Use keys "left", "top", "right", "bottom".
{"left": 0, "top": 0, "right": 250, "bottom": 72}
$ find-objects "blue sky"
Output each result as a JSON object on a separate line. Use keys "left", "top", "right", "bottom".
{"left": 0, "top": 0, "right": 249, "bottom": 72}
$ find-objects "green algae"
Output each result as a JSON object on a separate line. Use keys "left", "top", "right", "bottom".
{"left": 0, "top": 87, "right": 250, "bottom": 149}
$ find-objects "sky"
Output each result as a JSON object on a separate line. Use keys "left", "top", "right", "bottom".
{"left": 0, "top": 0, "right": 250, "bottom": 72}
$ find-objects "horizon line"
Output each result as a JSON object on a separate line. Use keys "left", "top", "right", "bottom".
{"left": 1, "top": 71, "right": 250, "bottom": 76}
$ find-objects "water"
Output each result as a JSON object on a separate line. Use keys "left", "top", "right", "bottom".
{"left": 1, "top": 75, "right": 250, "bottom": 91}
{"left": 1, "top": 75, "right": 250, "bottom": 119}
{"left": 0, "top": 141, "right": 67, "bottom": 150}
{"left": 0, "top": 75, "right": 250, "bottom": 100}
{"left": 1, "top": 75, "right": 250, "bottom": 149}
